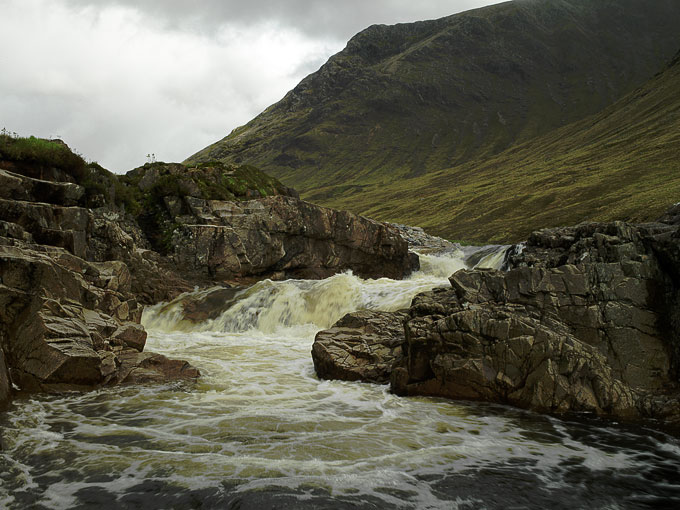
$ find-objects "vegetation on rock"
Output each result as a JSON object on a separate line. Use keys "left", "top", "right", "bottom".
{"left": 0, "top": 133, "right": 88, "bottom": 182}
{"left": 114, "top": 161, "right": 296, "bottom": 254}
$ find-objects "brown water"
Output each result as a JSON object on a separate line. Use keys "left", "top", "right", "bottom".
{"left": 1, "top": 252, "right": 679, "bottom": 509}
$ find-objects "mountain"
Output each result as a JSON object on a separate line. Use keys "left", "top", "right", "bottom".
{"left": 321, "top": 47, "right": 680, "bottom": 243}
{"left": 187, "top": 0, "right": 680, "bottom": 215}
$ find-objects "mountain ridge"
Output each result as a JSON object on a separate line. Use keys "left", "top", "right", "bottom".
{"left": 188, "top": 0, "right": 680, "bottom": 200}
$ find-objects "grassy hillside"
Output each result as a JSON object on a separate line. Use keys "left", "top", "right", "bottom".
{"left": 317, "top": 49, "right": 680, "bottom": 243}
{"left": 187, "top": 0, "right": 680, "bottom": 203}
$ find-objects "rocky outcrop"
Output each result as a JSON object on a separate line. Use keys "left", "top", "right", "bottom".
{"left": 397, "top": 219, "right": 680, "bottom": 424}
{"left": 312, "top": 310, "right": 408, "bottom": 383}
{"left": 119, "top": 162, "right": 417, "bottom": 282}
{"left": 314, "top": 212, "right": 680, "bottom": 427}
{"left": 0, "top": 241, "right": 199, "bottom": 395}
{"left": 0, "top": 162, "right": 200, "bottom": 407}
{"left": 170, "top": 196, "right": 417, "bottom": 281}
{"left": 0, "top": 142, "right": 417, "bottom": 410}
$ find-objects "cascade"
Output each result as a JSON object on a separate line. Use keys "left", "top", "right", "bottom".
{"left": 1, "top": 249, "right": 678, "bottom": 509}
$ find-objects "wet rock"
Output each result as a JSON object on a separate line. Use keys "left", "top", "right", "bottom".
{"left": 114, "top": 351, "right": 200, "bottom": 385}
{"left": 393, "top": 216, "right": 680, "bottom": 423}
{"left": 0, "top": 347, "right": 11, "bottom": 410}
{"left": 393, "top": 304, "right": 640, "bottom": 418}
{"left": 110, "top": 324, "right": 147, "bottom": 352}
{"left": 0, "top": 244, "right": 198, "bottom": 393}
{"left": 316, "top": 204, "right": 680, "bottom": 427}
{"left": 155, "top": 286, "right": 244, "bottom": 325}
{"left": 312, "top": 310, "right": 408, "bottom": 383}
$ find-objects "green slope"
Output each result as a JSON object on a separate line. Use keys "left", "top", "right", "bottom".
{"left": 319, "top": 49, "right": 680, "bottom": 243}
{"left": 188, "top": 0, "right": 680, "bottom": 201}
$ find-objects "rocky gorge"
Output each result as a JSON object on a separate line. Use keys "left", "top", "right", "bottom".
{"left": 313, "top": 206, "right": 680, "bottom": 430}
{"left": 0, "top": 137, "right": 417, "bottom": 411}
{"left": 2, "top": 136, "right": 680, "bottom": 435}
{"left": 1, "top": 139, "right": 679, "bottom": 508}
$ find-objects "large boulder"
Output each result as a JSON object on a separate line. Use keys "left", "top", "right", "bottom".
{"left": 171, "top": 195, "right": 417, "bottom": 281}
{"left": 393, "top": 300, "right": 646, "bottom": 419}
{"left": 312, "top": 310, "right": 408, "bottom": 383}
{"left": 113, "top": 351, "right": 200, "bottom": 385}
{"left": 393, "top": 219, "right": 680, "bottom": 424}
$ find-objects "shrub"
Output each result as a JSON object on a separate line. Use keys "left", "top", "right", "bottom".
{"left": 0, "top": 133, "right": 88, "bottom": 181}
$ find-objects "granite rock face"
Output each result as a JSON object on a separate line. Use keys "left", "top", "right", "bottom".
{"left": 0, "top": 240, "right": 199, "bottom": 396}
{"left": 170, "top": 196, "right": 417, "bottom": 281}
{"left": 121, "top": 162, "right": 417, "bottom": 284}
{"left": 314, "top": 214, "right": 680, "bottom": 427}
{"left": 396, "top": 219, "right": 680, "bottom": 424}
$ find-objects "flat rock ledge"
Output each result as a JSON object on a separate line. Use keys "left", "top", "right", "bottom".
{"left": 313, "top": 213, "right": 680, "bottom": 430}
{"left": 170, "top": 195, "right": 419, "bottom": 282}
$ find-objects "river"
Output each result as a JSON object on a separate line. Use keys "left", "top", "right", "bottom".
{"left": 1, "top": 250, "right": 679, "bottom": 509}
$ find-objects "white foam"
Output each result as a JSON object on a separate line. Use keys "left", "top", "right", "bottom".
{"left": 143, "top": 251, "right": 467, "bottom": 335}
{"left": 3, "top": 249, "right": 679, "bottom": 508}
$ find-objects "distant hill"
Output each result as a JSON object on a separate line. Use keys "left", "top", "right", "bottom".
{"left": 320, "top": 48, "right": 680, "bottom": 243}
{"left": 187, "top": 0, "right": 680, "bottom": 216}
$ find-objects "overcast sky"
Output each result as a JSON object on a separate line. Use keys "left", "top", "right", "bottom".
{"left": 0, "top": 0, "right": 501, "bottom": 172}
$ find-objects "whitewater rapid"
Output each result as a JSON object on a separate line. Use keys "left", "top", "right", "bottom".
{"left": 1, "top": 248, "right": 678, "bottom": 509}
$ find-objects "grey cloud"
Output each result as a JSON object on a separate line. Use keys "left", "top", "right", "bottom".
{"left": 63, "top": 0, "right": 500, "bottom": 39}
{"left": 3, "top": 0, "right": 501, "bottom": 172}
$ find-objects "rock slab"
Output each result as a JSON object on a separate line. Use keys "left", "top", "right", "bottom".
{"left": 312, "top": 310, "right": 408, "bottom": 383}
{"left": 170, "top": 195, "right": 418, "bottom": 281}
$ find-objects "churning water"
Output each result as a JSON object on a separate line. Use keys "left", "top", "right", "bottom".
{"left": 1, "top": 249, "right": 679, "bottom": 509}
